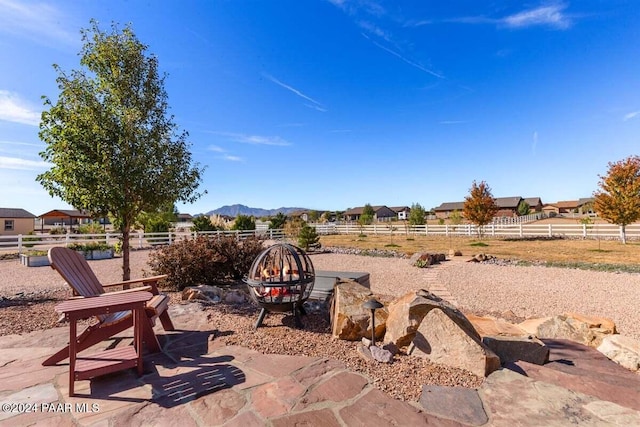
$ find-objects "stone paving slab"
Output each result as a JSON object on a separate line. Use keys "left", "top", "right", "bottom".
{"left": 1, "top": 302, "right": 639, "bottom": 426}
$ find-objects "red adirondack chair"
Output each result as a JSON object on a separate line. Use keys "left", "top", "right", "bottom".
{"left": 42, "top": 247, "right": 175, "bottom": 366}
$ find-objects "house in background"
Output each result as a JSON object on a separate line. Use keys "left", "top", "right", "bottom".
{"left": 523, "top": 197, "right": 544, "bottom": 212}
{"left": 38, "top": 209, "right": 92, "bottom": 232}
{"left": 542, "top": 203, "right": 559, "bottom": 215}
{"left": 390, "top": 206, "right": 411, "bottom": 221}
{"left": 0, "top": 208, "right": 36, "bottom": 235}
{"left": 433, "top": 202, "right": 465, "bottom": 219}
{"left": 344, "top": 206, "right": 397, "bottom": 222}
{"left": 177, "top": 213, "right": 193, "bottom": 223}
{"left": 494, "top": 196, "right": 523, "bottom": 218}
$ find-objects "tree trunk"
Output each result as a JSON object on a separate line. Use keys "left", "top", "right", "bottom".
{"left": 620, "top": 224, "right": 627, "bottom": 245}
{"left": 122, "top": 226, "right": 131, "bottom": 281}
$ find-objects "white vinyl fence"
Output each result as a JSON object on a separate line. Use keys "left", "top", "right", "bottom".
{"left": 0, "top": 228, "right": 287, "bottom": 254}
{"left": 2, "top": 222, "right": 636, "bottom": 254}
{"left": 310, "top": 222, "right": 637, "bottom": 240}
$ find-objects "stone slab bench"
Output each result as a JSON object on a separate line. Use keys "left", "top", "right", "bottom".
{"left": 309, "top": 270, "right": 370, "bottom": 302}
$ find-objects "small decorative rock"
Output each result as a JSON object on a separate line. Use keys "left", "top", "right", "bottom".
{"left": 370, "top": 345, "right": 394, "bottom": 363}
{"left": 224, "top": 290, "right": 246, "bottom": 304}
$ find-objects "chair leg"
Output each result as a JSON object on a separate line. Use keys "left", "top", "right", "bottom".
{"left": 159, "top": 311, "right": 175, "bottom": 331}
{"left": 141, "top": 319, "right": 161, "bottom": 353}
{"left": 42, "top": 322, "right": 130, "bottom": 366}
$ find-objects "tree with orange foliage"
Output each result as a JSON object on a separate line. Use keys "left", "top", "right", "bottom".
{"left": 593, "top": 156, "right": 640, "bottom": 244}
{"left": 463, "top": 180, "right": 499, "bottom": 237}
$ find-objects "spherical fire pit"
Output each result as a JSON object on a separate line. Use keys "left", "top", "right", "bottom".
{"left": 244, "top": 243, "right": 315, "bottom": 329}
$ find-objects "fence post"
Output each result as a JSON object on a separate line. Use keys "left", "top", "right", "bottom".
{"left": 445, "top": 224, "right": 449, "bottom": 236}
{"left": 583, "top": 224, "right": 587, "bottom": 238}
{"left": 491, "top": 224, "right": 495, "bottom": 237}
{"left": 519, "top": 223, "right": 523, "bottom": 238}
{"left": 18, "top": 234, "right": 23, "bottom": 254}
{"left": 65, "top": 232, "right": 70, "bottom": 247}
{"left": 374, "top": 224, "right": 377, "bottom": 235}
{"left": 138, "top": 232, "right": 143, "bottom": 249}
{"left": 424, "top": 224, "right": 428, "bottom": 236}
{"left": 548, "top": 224, "right": 552, "bottom": 237}
{"left": 168, "top": 232, "right": 172, "bottom": 245}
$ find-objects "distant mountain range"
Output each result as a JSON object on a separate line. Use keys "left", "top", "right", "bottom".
{"left": 204, "top": 204, "right": 306, "bottom": 218}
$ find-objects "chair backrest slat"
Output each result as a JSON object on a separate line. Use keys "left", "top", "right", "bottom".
{"left": 49, "top": 247, "right": 105, "bottom": 297}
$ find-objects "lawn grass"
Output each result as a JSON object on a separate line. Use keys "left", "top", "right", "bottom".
{"left": 319, "top": 234, "right": 640, "bottom": 267}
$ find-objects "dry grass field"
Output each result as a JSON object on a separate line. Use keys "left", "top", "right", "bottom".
{"left": 319, "top": 233, "right": 640, "bottom": 267}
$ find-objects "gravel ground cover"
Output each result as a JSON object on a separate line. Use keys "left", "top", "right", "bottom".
{"left": 2, "top": 248, "right": 638, "bottom": 401}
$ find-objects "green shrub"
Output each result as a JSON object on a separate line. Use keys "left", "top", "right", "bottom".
{"left": 415, "top": 259, "right": 429, "bottom": 268}
{"left": 49, "top": 226, "right": 66, "bottom": 235}
{"left": 68, "top": 242, "right": 113, "bottom": 252}
{"left": 470, "top": 242, "right": 489, "bottom": 247}
{"left": 77, "top": 223, "right": 104, "bottom": 235}
{"left": 23, "top": 231, "right": 38, "bottom": 248}
{"left": 298, "top": 224, "right": 320, "bottom": 251}
{"left": 147, "top": 235, "right": 265, "bottom": 291}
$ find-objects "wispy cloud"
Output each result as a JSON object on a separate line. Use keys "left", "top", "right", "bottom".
{"left": 358, "top": 20, "right": 391, "bottom": 41}
{"left": 222, "top": 155, "right": 243, "bottom": 162}
{"left": 0, "top": 90, "right": 40, "bottom": 126}
{"left": 328, "top": 0, "right": 385, "bottom": 17}
{"left": 263, "top": 74, "right": 325, "bottom": 111}
{"left": 532, "top": 131, "right": 538, "bottom": 155}
{"left": 213, "top": 132, "right": 292, "bottom": 147}
{"left": 206, "top": 143, "right": 244, "bottom": 161}
{"left": 503, "top": 4, "right": 571, "bottom": 29}
{"left": 304, "top": 104, "right": 327, "bottom": 113}
{"left": 449, "top": 3, "right": 573, "bottom": 30}
{"left": 623, "top": 111, "right": 640, "bottom": 121}
{"left": 403, "top": 20, "right": 432, "bottom": 28}
{"left": 0, "top": 0, "right": 77, "bottom": 46}
{"left": 0, "top": 155, "right": 49, "bottom": 170}
{"left": 363, "top": 34, "right": 444, "bottom": 79}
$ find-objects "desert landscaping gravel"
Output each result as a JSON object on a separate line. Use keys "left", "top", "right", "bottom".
{"left": 1, "top": 248, "right": 639, "bottom": 401}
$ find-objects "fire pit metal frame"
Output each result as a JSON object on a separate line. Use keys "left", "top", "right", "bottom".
{"left": 244, "top": 243, "right": 315, "bottom": 329}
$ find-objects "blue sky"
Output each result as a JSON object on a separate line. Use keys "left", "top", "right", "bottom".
{"left": 1, "top": 1, "right": 639, "bottom": 215}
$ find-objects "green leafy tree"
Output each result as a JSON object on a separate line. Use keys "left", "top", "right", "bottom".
{"left": 593, "top": 156, "right": 640, "bottom": 244}
{"left": 298, "top": 223, "right": 320, "bottom": 251}
{"left": 359, "top": 203, "right": 375, "bottom": 226}
{"left": 231, "top": 214, "right": 256, "bottom": 231}
{"left": 307, "top": 210, "right": 320, "bottom": 222}
{"left": 462, "top": 181, "right": 498, "bottom": 237}
{"left": 517, "top": 200, "right": 530, "bottom": 216}
{"left": 137, "top": 204, "right": 178, "bottom": 233}
{"left": 269, "top": 212, "right": 287, "bottom": 229}
{"left": 191, "top": 215, "right": 218, "bottom": 232}
{"left": 37, "top": 21, "right": 203, "bottom": 280}
{"left": 449, "top": 210, "right": 463, "bottom": 225}
{"left": 408, "top": 203, "right": 426, "bottom": 225}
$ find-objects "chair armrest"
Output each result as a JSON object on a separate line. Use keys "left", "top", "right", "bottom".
{"left": 101, "top": 286, "right": 152, "bottom": 296}
{"left": 103, "top": 275, "right": 168, "bottom": 293}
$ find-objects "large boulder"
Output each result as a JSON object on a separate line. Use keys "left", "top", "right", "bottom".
{"left": 597, "top": 334, "right": 640, "bottom": 372}
{"left": 410, "top": 308, "right": 500, "bottom": 377}
{"left": 385, "top": 290, "right": 478, "bottom": 348}
{"left": 519, "top": 314, "right": 616, "bottom": 347}
{"left": 182, "top": 285, "right": 224, "bottom": 303}
{"left": 330, "top": 280, "right": 389, "bottom": 341}
{"left": 467, "top": 314, "right": 528, "bottom": 337}
{"left": 468, "top": 314, "right": 548, "bottom": 365}
{"left": 482, "top": 336, "right": 549, "bottom": 365}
